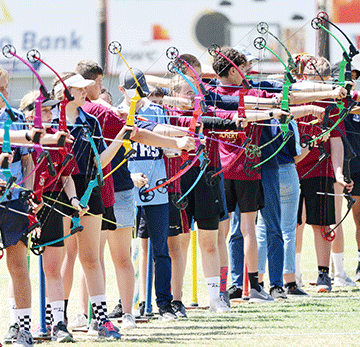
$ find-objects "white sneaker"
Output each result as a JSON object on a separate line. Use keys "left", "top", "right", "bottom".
{"left": 121, "top": 313, "right": 137, "bottom": 330}
{"left": 13, "top": 329, "right": 33, "bottom": 347}
{"left": 249, "top": 287, "right": 274, "bottom": 303}
{"left": 333, "top": 273, "right": 356, "bottom": 287}
{"left": 68, "top": 313, "right": 88, "bottom": 329}
{"left": 209, "top": 297, "right": 231, "bottom": 313}
{"left": 295, "top": 274, "right": 304, "bottom": 288}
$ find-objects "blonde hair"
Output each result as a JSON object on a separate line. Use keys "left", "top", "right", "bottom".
{"left": 20, "top": 90, "right": 40, "bottom": 112}
{"left": 0, "top": 68, "right": 9, "bottom": 81}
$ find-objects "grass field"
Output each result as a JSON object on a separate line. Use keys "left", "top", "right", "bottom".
{"left": 1, "top": 204, "right": 360, "bottom": 347}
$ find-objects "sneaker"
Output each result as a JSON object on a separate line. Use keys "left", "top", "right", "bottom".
{"left": 98, "top": 320, "right": 121, "bottom": 340}
{"left": 108, "top": 302, "right": 122, "bottom": 319}
{"left": 295, "top": 274, "right": 304, "bottom": 288}
{"left": 51, "top": 321, "right": 74, "bottom": 343}
{"left": 249, "top": 287, "right": 274, "bottom": 303}
{"left": 228, "top": 285, "right": 242, "bottom": 300}
{"left": 284, "top": 283, "right": 309, "bottom": 296}
{"left": 209, "top": 297, "right": 231, "bottom": 313}
{"left": 68, "top": 313, "right": 87, "bottom": 329}
{"left": 270, "top": 286, "right": 288, "bottom": 300}
{"left": 172, "top": 300, "right": 187, "bottom": 318}
{"left": 220, "top": 291, "right": 230, "bottom": 307}
{"left": 355, "top": 264, "right": 360, "bottom": 282}
{"left": 158, "top": 302, "right": 177, "bottom": 321}
{"left": 87, "top": 319, "right": 99, "bottom": 336}
{"left": 12, "top": 329, "right": 33, "bottom": 347}
{"left": 4, "top": 323, "right": 19, "bottom": 344}
{"left": 139, "top": 301, "right": 145, "bottom": 316}
{"left": 121, "top": 313, "right": 137, "bottom": 330}
{"left": 333, "top": 273, "right": 356, "bottom": 287}
{"left": 316, "top": 272, "right": 332, "bottom": 293}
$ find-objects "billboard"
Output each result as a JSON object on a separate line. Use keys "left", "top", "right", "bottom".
{"left": 0, "top": 0, "right": 100, "bottom": 77}
{"left": 107, "top": 0, "right": 317, "bottom": 75}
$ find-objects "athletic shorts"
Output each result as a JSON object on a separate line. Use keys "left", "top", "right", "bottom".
{"left": 297, "top": 177, "right": 335, "bottom": 226}
{"left": 0, "top": 199, "right": 30, "bottom": 248}
{"left": 101, "top": 205, "right": 117, "bottom": 231}
{"left": 113, "top": 189, "right": 135, "bottom": 229}
{"left": 168, "top": 193, "right": 182, "bottom": 237}
{"left": 351, "top": 172, "right": 360, "bottom": 196}
{"left": 136, "top": 208, "right": 148, "bottom": 239}
{"left": 36, "top": 191, "right": 66, "bottom": 247}
{"left": 224, "top": 179, "right": 265, "bottom": 213}
{"left": 62, "top": 175, "right": 105, "bottom": 216}
{"left": 181, "top": 166, "right": 224, "bottom": 230}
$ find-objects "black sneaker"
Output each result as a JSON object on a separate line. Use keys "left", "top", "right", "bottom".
{"left": 355, "top": 263, "right": 360, "bottom": 282}
{"left": 228, "top": 285, "right": 242, "bottom": 300}
{"left": 172, "top": 300, "right": 187, "bottom": 318}
{"left": 139, "top": 301, "right": 145, "bottom": 316}
{"left": 108, "top": 302, "right": 122, "bottom": 319}
{"left": 285, "top": 283, "right": 309, "bottom": 296}
{"left": 158, "top": 302, "right": 177, "bottom": 321}
{"left": 52, "top": 321, "right": 74, "bottom": 342}
{"left": 270, "top": 285, "right": 287, "bottom": 300}
{"left": 4, "top": 323, "right": 19, "bottom": 344}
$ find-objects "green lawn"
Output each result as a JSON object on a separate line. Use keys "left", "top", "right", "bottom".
{"left": 1, "top": 203, "right": 360, "bottom": 346}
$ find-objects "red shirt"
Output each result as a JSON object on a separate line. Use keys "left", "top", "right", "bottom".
{"left": 82, "top": 100, "right": 126, "bottom": 207}
{"left": 296, "top": 101, "right": 345, "bottom": 179}
{"left": 32, "top": 128, "right": 79, "bottom": 192}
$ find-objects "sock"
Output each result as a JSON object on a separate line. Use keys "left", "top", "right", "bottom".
{"left": 248, "top": 272, "right": 261, "bottom": 291}
{"left": 318, "top": 266, "right": 329, "bottom": 275}
{"left": 64, "top": 299, "right": 69, "bottom": 323}
{"left": 220, "top": 267, "right": 228, "bottom": 293}
{"left": 332, "top": 252, "right": 345, "bottom": 277}
{"left": 90, "top": 295, "right": 108, "bottom": 325}
{"left": 206, "top": 276, "right": 220, "bottom": 301}
{"left": 9, "top": 297, "right": 17, "bottom": 325}
{"left": 45, "top": 298, "right": 52, "bottom": 327}
{"left": 16, "top": 308, "right": 31, "bottom": 332}
{"left": 51, "top": 301, "right": 65, "bottom": 326}
{"left": 358, "top": 250, "right": 360, "bottom": 263}
{"left": 295, "top": 253, "right": 302, "bottom": 278}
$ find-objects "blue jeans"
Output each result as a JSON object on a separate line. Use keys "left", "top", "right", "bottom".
{"left": 139, "top": 203, "right": 172, "bottom": 307}
{"left": 256, "top": 167, "right": 284, "bottom": 287}
{"left": 229, "top": 205, "right": 244, "bottom": 287}
{"left": 279, "top": 163, "right": 300, "bottom": 275}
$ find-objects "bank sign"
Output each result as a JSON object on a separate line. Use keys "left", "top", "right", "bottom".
{"left": 0, "top": 0, "right": 99, "bottom": 76}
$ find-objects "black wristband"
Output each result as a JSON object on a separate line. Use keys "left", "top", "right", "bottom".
{"left": 70, "top": 196, "right": 79, "bottom": 205}
{"left": 25, "top": 132, "right": 32, "bottom": 142}
{"left": 269, "top": 111, "right": 274, "bottom": 118}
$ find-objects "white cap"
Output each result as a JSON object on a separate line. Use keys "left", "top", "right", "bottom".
{"left": 53, "top": 74, "right": 95, "bottom": 95}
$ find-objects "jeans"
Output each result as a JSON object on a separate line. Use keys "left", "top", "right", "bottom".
{"left": 256, "top": 167, "right": 284, "bottom": 287}
{"left": 139, "top": 203, "right": 172, "bottom": 306}
{"left": 279, "top": 163, "right": 300, "bottom": 275}
{"left": 229, "top": 205, "right": 244, "bottom": 287}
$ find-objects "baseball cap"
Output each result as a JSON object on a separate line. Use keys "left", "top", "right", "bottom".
{"left": 119, "top": 68, "right": 150, "bottom": 98}
{"left": 235, "top": 46, "right": 259, "bottom": 62}
{"left": 53, "top": 74, "right": 95, "bottom": 95}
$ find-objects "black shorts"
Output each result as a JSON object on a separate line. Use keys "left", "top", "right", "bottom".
{"left": 101, "top": 205, "right": 117, "bottom": 231}
{"left": 351, "top": 172, "right": 360, "bottom": 196}
{"left": 224, "top": 179, "right": 265, "bottom": 213}
{"left": 168, "top": 193, "right": 183, "bottom": 237}
{"left": 297, "top": 177, "right": 335, "bottom": 226}
{"left": 36, "top": 191, "right": 66, "bottom": 247}
{"left": 62, "top": 175, "right": 105, "bottom": 216}
{"left": 0, "top": 199, "right": 30, "bottom": 248}
{"left": 136, "top": 208, "right": 148, "bottom": 239}
{"left": 181, "top": 166, "right": 224, "bottom": 230}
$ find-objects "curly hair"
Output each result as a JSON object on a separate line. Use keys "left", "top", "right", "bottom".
{"left": 212, "top": 47, "right": 247, "bottom": 77}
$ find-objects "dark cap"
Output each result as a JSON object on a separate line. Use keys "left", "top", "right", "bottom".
{"left": 331, "top": 61, "right": 360, "bottom": 80}
{"left": 119, "top": 68, "right": 149, "bottom": 97}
